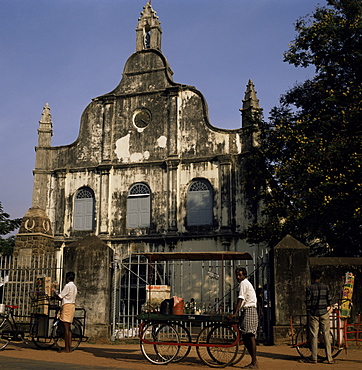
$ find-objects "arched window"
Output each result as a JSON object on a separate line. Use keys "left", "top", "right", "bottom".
{"left": 127, "top": 183, "right": 151, "bottom": 228}
{"left": 73, "top": 187, "right": 95, "bottom": 231}
{"left": 187, "top": 180, "right": 213, "bottom": 226}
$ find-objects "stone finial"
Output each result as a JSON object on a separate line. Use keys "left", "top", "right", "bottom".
{"left": 240, "top": 79, "right": 261, "bottom": 129}
{"left": 242, "top": 79, "right": 260, "bottom": 111}
{"left": 136, "top": 2, "right": 162, "bottom": 51}
{"left": 37, "top": 103, "right": 53, "bottom": 147}
{"left": 39, "top": 103, "right": 52, "bottom": 124}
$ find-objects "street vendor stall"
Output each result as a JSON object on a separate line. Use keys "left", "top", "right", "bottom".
{"left": 136, "top": 251, "right": 253, "bottom": 367}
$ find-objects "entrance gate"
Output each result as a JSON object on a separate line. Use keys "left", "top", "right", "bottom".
{"left": 112, "top": 251, "right": 263, "bottom": 340}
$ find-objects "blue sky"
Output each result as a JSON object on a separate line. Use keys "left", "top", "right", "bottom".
{"left": 0, "top": 0, "right": 326, "bottom": 223}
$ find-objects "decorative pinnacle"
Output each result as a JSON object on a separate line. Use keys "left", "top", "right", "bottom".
{"left": 242, "top": 79, "right": 260, "bottom": 111}
{"left": 39, "top": 103, "right": 52, "bottom": 124}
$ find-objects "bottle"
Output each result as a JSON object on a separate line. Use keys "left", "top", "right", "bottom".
{"left": 190, "top": 298, "right": 195, "bottom": 314}
{"left": 207, "top": 303, "right": 213, "bottom": 314}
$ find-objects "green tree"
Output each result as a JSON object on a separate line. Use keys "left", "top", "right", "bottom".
{"left": 245, "top": 0, "right": 362, "bottom": 256}
{"left": 0, "top": 202, "right": 22, "bottom": 255}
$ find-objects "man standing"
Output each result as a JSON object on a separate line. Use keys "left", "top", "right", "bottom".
{"left": 53, "top": 271, "right": 78, "bottom": 353}
{"left": 229, "top": 267, "right": 258, "bottom": 369}
{"left": 306, "top": 270, "right": 335, "bottom": 364}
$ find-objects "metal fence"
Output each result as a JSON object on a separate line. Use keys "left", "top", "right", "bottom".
{"left": 113, "top": 253, "right": 257, "bottom": 340}
{"left": 0, "top": 254, "right": 62, "bottom": 321}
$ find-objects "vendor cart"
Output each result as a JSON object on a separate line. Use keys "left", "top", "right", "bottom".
{"left": 137, "top": 251, "right": 253, "bottom": 367}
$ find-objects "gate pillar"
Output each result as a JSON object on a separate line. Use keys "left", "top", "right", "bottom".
{"left": 271, "top": 235, "right": 310, "bottom": 344}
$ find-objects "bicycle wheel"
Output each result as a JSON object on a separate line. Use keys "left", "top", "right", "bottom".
{"left": 164, "top": 322, "right": 191, "bottom": 362}
{"left": 140, "top": 322, "right": 179, "bottom": 365}
{"left": 0, "top": 318, "right": 13, "bottom": 350}
{"left": 32, "top": 336, "right": 55, "bottom": 349}
{"left": 196, "top": 324, "right": 238, "bottom": 368}
{"left": 330, "top": 329, "right": 342, "bottom": 359}
{"left": 52, "top": 318, "right": 83, "bottom": 351}
{"left": 228, "top": 325, "right": 246, "bottom": 366}
{"left": 295, "top": 325, "right": 311, "bottom": 360}
{"left": 295, "top": 325, "right": 338, "bottom": 361}
{"left": 230, "top": 340, "right": 246, "bottom": 365}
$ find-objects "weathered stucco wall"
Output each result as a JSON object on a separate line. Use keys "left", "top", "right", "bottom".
{"left": 63, "top": 235, "right": 113, "bottom": 341}
{"left": 272, "top": 235, "right": 310, "bottom": 326}
{"left": 29, "top": 3, "right": 265, "bottom": 342}
{"left": 34, "top": 48, "right": 255, "bottom": 250}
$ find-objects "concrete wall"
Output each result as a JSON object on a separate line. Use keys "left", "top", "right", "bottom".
{"left": 63, "top": 235, "right": 113, "bottom": 341}
{"left": 271, "top": 235, "right": 310, "bottom": 343}
{"left": 272, "top": 235, "right": 362, "bottom": 344}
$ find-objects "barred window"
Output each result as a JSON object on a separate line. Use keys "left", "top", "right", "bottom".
{"left": 187, "top": 180, "right": 213, "bottom": 226}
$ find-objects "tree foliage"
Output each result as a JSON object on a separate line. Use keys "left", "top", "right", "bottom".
{"left": 0, "top": 202, "right": 22, "bottom": 255}
{"left": 245, "top": 0, "right": 362, "bottom": 256}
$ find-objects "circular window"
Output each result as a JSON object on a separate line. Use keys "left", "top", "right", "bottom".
{"left": 133, "top": 109, "right": 151, "bottom": 129}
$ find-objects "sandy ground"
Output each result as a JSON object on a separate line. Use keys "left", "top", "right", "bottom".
{"left": 0, "top": 341, "right": 361, "bottom": 369}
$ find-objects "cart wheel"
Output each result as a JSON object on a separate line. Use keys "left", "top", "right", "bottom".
{"left": 230, "top": 340, "right": 246, "bottom": 365}
{"left": 32, "top": 336, "right": 55, "bottom": 349}
{"left": 0, "top": 319, "right": 13, "bottom": 350}
{"left": 140, "top": 322, "right": 180, "bottom": 365}
{"left": 165, "top": 322, "right": 191, "bottom": 362}
{"left": 295, "top": 325, "right": 340, "bottom": 361}
{"left": 196, "top": 324, "right": 238, "bottom": 368}
{"left": 228, "top": 324, "right": 246, "bottom": 365}
{"left": 52, "top": 318, "right": 83, "bottom": 351}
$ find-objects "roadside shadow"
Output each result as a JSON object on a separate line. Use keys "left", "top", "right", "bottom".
{"left": 79, "top": 345, "right": 201, "bottom": 366}
{"left": 78, "top": 345, "right": 144, "bottom": 362}
{"left": 257, "top": 349, "right": 301, "bottom": 361}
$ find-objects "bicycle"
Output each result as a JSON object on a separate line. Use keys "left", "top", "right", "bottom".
{"left": 290, "top": 308, "right": 344, "bottom": 362}
{"left": 29, "top": 291, "right": 85, "bottom": 351}
{"left": 290, "top": 300, "right": 362, "bottom": 361}
{"left": 0, "top": 304, "right": 29, "bottom": 350}
{"left": 0, "top": 293, "right": 86, "bottom": 351}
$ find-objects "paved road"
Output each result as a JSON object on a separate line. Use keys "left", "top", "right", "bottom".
{"left": 0, "top": 357, "right": 129, "bottom": 370}
{"left": 0, "top": 341, "right": 361, "bottom": 369}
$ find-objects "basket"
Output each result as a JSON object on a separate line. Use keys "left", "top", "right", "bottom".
{"left": 29, "top": 291, "right": 51, "bottom": 315}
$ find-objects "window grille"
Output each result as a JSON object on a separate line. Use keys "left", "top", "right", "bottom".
{"left": 76, "top": 188, "right": 93, "bottom": 199}
{"left": 129, "top": 183, "right": 150, "bottom": 196}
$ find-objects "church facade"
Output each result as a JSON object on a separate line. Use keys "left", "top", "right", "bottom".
{"left": 28, "top": 3, "right": 262, "bottom": 260}
{"left": 12, "top": 2, "right": 267, "bottom": 340}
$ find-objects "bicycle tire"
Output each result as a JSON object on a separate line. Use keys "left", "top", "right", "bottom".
{"left": 0, "top": 318, "right": 13, "bottom": 350}
{"left": 295, "top": 325, "right": 340, "bottom": 361}
{"left": 140, "top": 322, "right": 179, "bottom": 365}
{"left": 230, "top": 340, "right": 246, "bottom": 365}
{"left": 158, "top": 322, "right": 191, "bottom": 362}
{"left": 52, "top": 318, "right": 83, "bottom": 351}
{"left": 196, "top": 324, "right": 238, "bottom": 368}
{"left": 228, "top": 324, "right": 246, "bottom": 365}
{"left": 32, "top": 336, "right": 55, "bottom": 349}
